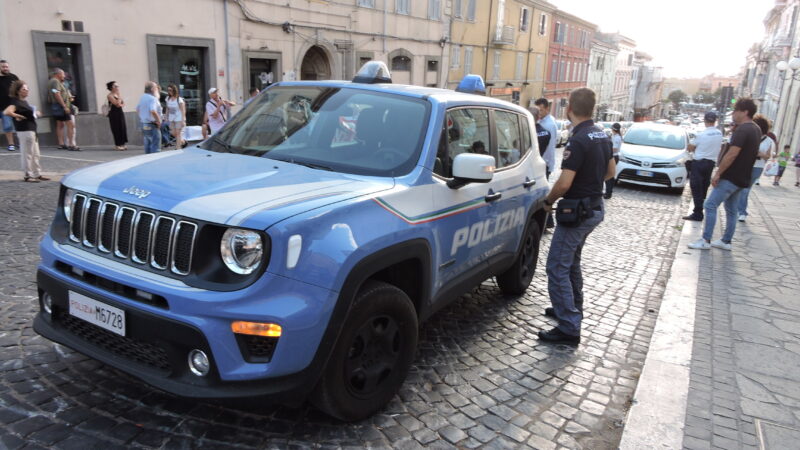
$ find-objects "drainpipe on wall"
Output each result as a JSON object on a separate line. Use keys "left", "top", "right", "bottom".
{"left": 224, "top": 0, "right": 232, "bottom": 98}
{"left": 484, "top": 0, "right": 495, "bottom": 83}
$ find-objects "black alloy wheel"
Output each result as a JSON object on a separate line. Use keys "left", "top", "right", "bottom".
{"left": 496, "top": 219, "right": 541, "bottom": 295}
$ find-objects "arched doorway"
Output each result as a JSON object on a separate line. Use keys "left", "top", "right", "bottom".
{"left": 301, "top": 46, "right": 331, "bottom": 80}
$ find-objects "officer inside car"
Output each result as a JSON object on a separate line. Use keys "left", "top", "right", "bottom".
{"left": 540, "top": 88, "right": 615, "bottom": 345}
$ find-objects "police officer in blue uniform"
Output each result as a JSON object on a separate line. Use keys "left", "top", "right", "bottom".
{"left": 540, "top": 88, "right": 616, "bottom": 345}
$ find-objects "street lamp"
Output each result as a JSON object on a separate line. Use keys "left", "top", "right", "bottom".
{"left": 776, "top": 56, "right": 800, "bottom": 80}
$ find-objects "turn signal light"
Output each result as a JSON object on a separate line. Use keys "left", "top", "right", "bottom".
{"left": 231, "top": 321, "right": 282, "bottom": 337}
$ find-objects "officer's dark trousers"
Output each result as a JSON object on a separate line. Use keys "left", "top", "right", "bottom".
{"left": 689, "top": 159, "right": 715, "bottom": 218}
{"left": 604, "top": 155, "right": 619, "bottom": 197}
{"left": 546, "top": 203, "right": 604, "bottom": 336}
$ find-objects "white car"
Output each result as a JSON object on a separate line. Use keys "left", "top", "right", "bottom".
{"left": 615, "top": 123, "right": 689, "bottom": 191}
{"left": 555, "top": 120, "right": 571, "bottom": 147}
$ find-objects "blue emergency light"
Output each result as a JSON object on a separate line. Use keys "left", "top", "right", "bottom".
{"left": 456, "top": 74, "right": 486, "bottom": 95}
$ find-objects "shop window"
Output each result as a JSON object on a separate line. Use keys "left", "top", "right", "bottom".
{"left": 157, "top": 45, "right": 206, "bottom": 126}
{"left": 45, "top": 43, "right": 86, "bottom": 111}
{"left": 392, "top": 55, "right": 411, "bottom": 72}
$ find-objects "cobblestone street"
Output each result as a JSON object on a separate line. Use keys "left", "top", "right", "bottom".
{"left": 0, "top": 148, "right": 687, "bottom": 449}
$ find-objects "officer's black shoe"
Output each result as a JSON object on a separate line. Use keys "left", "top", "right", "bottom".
{"left": 682, "top": 214, "right": 703, "bottom": 221}
{"left": 603, "top": 194, "right": 611, "bottom": 199}
{"left": 544, "top": 307, "right": 556, "bottom": 318}
{"left": 538, "top": 327, "right": 580, "bottom": 345}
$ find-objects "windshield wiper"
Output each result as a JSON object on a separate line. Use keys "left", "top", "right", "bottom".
{"left": 288, "top": 159, "right": 334, "bottom": 171}
{"left": 209, "top": 134, "right": 232, "bottom": 153}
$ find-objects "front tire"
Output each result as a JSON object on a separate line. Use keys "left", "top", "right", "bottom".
{"left": 496, "top": 219, "right": 541, "bottom": 295}
{"left": 312, "top": 280, "right": 418, "bottom": 421}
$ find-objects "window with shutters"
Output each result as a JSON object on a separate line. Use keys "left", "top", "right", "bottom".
{"left": 520, "top": 7, "right": 530, "bottom": 32}
{"left": 396, "top": 0, "right": 409, "bottom": 14}
{"left": 464, "top": 47, "right": 473, "bottom": 74}
{"left": 515, "top": 53, "right": 524, "bottom": 80}
{"left": 467, "top": 0, "right": 476, "bottom": 20}
{"left": 539, "top": 14, "right": 547, "bottom": 36}
{"left": 428, "top": 0, "right": 441, "bottom": 19}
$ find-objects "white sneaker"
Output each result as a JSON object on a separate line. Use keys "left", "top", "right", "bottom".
{"left": 688, "top": 238, "right": 711, "bottom": 250}
{"left": 738, "top": 214, "right": 746, "bottom": 222}
{"left": 711, "top": 239, "right": 732, "bottom": 250}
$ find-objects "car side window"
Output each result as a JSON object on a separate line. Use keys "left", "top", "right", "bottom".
{"left": 520, "top": 115, "right": 532, "bottom": 160}
{"left": 435, "top": 108, "right": 491, "bottom": 178}
{"left": 494, "top": 110, "right": 523, "bottom": 168}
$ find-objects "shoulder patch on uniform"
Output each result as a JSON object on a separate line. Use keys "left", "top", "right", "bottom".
{"left": 562, "top": 150, "right": 571, "bottom": 160}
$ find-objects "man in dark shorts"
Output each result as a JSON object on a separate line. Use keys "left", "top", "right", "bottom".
{"left": 539, "top": 88, "right": 615, "bottom": 345}
{"left": 688, "top": 98, "right": 760, "bottom": 251}
{"left": 0, "top": 60, "right": 19, "bottom": 151}
{"left": 48, "top": 69, "right": 78, "bottom": 151}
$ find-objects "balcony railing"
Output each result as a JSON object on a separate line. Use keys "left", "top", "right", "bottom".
{"left": 493, "top": 26, "right": 515, "bottom": 45}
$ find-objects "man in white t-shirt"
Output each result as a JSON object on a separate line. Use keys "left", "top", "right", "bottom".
{"left": 206, "top": 88, "right": 236, "bottom": 135}
{"left": 534, "top": 98, "right": 558, "bottom": 176}
{"left": 534, "top": 98, "right": 558, "bottom": 228}
{"left": 683, "top": 111, "right": 723, "bottom": 221}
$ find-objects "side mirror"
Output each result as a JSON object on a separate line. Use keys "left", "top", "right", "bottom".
{"left": 447, "top": 153, "right": 495, "bottom": 189}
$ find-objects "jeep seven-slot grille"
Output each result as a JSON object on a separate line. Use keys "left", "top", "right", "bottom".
{"left": 68, "top": 193, "right": 197, "bottom": 276}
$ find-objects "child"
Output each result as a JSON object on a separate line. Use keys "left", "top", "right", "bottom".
{"left": 774, "top": 144, "right": 791, "bottom": 186}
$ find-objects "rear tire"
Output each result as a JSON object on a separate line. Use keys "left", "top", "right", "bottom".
{"left": 311, "top": 280, "right": 418, "bottom": 421}
{"left": 496, "top": 219, "right": 541, "bottom": 295}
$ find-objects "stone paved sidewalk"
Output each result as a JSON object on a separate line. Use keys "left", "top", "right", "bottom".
{"left": 683, "top": 182, "right": 800, "bottom": 450}
{"left": 620, "top": 178, "right": 800, "bottom": 450}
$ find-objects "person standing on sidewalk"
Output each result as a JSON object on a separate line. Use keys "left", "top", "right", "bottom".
{"left": 737, "top": 115, "right": 774, "bottom": 222}
{"left": 794, "top": 148, "right": 800, "bottom": 187}
{"left": 535, "top": 97, "right": 558, "bottom": 229}
{"left": 3, "top": 80, "right": 49, "bottom": 182}
{"left": 106, "top": 81, "right": 128, "bottom": 150}
{"left": 48, "top": 69, "right": 79, "bottom": 151}
{"left": 136, "top": 81, "right": 162, "bottom": 154}
{"left": 0, "top": 60, "right": 20, "bottom": 152}
{"left": 773, "top": 145, "right": 791, "bottom": 186}
{"left": 529, "top": 105, "right": 551, "bottom": 158}
{"left": 688, "top": 98, "right": 760, "bottom": 251}
{"left": 604, "top": 122, "right": 622, "bottom": 199}
{"left": 539, "top": 88, "right": 615, "bottom": 345}
{"left": 683, "top": 112, "right": 724, "bottom": 221}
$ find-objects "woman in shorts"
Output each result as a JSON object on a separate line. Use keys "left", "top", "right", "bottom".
{"left": 165, "top": 84, "right": 187, "bottom": 148}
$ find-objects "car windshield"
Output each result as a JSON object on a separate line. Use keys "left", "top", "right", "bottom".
{"left": 622, "top": 127, "right": 686, "bottom": 150}
{"left": 200, "top": 86, "right": 430, "bottom": 177}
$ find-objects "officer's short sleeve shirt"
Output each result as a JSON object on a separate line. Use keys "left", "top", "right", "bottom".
{"left": 561, "top": 120, "right": 613, "bottom": 199}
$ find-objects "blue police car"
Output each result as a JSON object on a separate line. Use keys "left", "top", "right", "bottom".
{"left": 34, "top": 63, "right": 550, "bottom": 420}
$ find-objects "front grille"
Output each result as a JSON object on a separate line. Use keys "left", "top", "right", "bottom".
{"left": 56, "top": 310, "right": 171, "bottom": 374}
{"left": 622, "top": 157, "right": 677, "bottom": 169}
{"left": 618, "top": 169, "right": 672, "bottom": 186}
{"left": 67, "top": 193, "right": 197, "bottom": 276}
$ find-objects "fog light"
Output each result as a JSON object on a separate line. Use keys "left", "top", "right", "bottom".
{"left": 675, "top": 177, "right": 684, "bottom": 183}
{"left": 188, "top": 349, "right": 210, "bottom": 376}
{"left": 41, "top": 292, "right": 53, "bottom": 315}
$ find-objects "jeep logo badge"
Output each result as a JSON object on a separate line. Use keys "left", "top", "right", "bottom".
{"left": 123, "top": 186, "right": 151, "bottom": 199}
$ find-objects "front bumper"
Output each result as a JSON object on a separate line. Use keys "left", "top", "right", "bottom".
{"left": 34, "top": 235, "right": 340, "bottom": 402}
{"left": 616, "top": 163, "right": 687, "bottom": 188}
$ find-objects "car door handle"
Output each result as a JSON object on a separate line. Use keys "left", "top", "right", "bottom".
{"left": 523, "top": 180, "right": 536, "bottom": 188}
{"left": 485, "top": 193, "right": 502, "bottom": 202}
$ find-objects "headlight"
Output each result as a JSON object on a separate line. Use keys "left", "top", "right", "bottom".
{"left": 220, "top": 228, "right": 263, "bottom": 275}
{"left": 619, "top": 155, "right": 633, "bottom": 164}
{"left": 663, "top": 159, "right": 685, "bottom": 168}
{"left": 63, "top": 188, "right": 75, "bottom": 222}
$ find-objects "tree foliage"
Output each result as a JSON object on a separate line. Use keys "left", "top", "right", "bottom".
{"left": 668, "top": 89, "right": 687, "bottom": 106}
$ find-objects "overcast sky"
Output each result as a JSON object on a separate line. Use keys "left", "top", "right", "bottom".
{"left": 552, "top": 0, "right": 776, "bottom": 78}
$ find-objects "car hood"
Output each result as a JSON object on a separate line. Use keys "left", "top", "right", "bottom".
{"left": 62, "top": 149, "right": 395, "bottom": 229}
{"left": 620, "top": 144, "right": 686, "bottom": 162}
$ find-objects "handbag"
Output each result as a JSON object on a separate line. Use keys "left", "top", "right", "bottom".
{"left": 555, "top": 198, "right": 595, "bottom": 227}
{"left": 101, "top": 103, "right": 110, "bottom": 117}
{"left": 764, "top": 160, "right": 778, "bottom": 176}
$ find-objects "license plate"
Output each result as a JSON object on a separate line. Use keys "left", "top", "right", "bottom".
{"left": 69, "top": 291, "right": 126, "bottom": 336}
{"left": 636, "top": 170, "right": 654, "bottom": 177}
